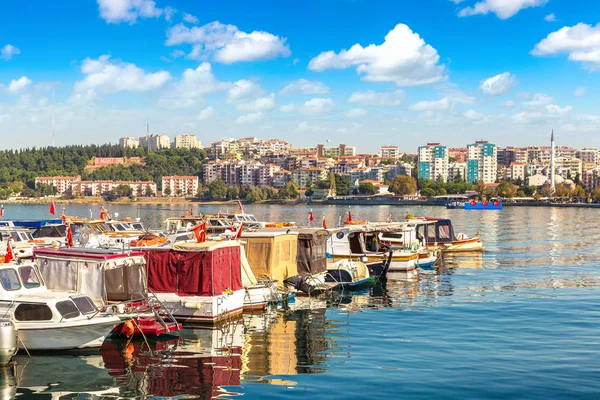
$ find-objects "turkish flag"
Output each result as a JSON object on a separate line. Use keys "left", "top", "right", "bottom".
{"left": 4, "top": 240, "right": 13, "bottom": 264}
{"left": 49, "top": 201, "right": 56, "bottom": 215}
{"left": 67, "top": 224, "right": 74, "bottom": 248}
{"left": 322, "top": 216, "right": 327, "bottom": 230}
{"left": 193, "top": 221, "right": 207, "bottom": 243}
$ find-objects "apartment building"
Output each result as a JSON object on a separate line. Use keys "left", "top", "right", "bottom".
{"left": 174, "top": 134, "right": 201, "bottom": 149}
{"left": 417, "top": 143, "right": 448, "bottom": 182}
{"left": 119, "top": 137, "right": 139, "bottom": 148}
{"left": 34, "top": 176, "right": 81, "bottom": 195}
{"left": 162, "top": 176, "right": 199, "bottom": 197}
{"left": 380, "top": 145, "right": 400, "bottom": 159}
{"left": 467, "top": 141, "right": 497, "bottom": 184}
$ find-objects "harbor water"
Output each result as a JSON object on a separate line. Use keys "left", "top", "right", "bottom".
{"left": 2, "top": 203, "right": 600, "bottom": 399}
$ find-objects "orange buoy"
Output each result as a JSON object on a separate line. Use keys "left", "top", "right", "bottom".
{"left": 120, "top": 320, "right": 135, "bottom": 338}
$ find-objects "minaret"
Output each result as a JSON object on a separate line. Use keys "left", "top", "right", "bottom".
{"left": 550, "top": 129, "right": 555, "bottom": 191}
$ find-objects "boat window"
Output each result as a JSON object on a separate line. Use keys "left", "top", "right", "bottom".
{"left": 0, "top": 269, "right": 21, "bottom": 291}
{"left": 438, "top": 226, "right": 451, "bottom": 240}
{"left": 56, "top": 300, "right": 81, "bottom": 319}
{"left": 382, "top": 233, "right": 403, "bottom": 239}
{"left": 131, "top": 223, "right": 144, "bottom": 230}
{"left": 33, "top": 226, "right": 54, "bottom": 238}
{"left": 248, "top": 216, "right": 257, "bottom": 222}
{"left": 113, "top": 224, "right": 127, "bottom": 231}
{"left": 14, "top": 303, "right": 53, "bottom": 321}
{"left": 24, "top": 232, "right": 34, "bottom": 241}
{"left": 72, "top": 296, "right": 97, "bottom": 315}
{"left": 18, "top": 266, "right": 41, "bottom": 288}
{"left": 336, "top": 231, "right": 345, "bottom": 239}
{"left": 99, "top": 223, "right": 111, "bottom": 232}
{"left": 10, "top": 232, "right": 20, "bottom": 241}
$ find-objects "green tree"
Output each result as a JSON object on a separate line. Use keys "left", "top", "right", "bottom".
{"left": 244, "top": 187, "right": 267, "bottom": 202}
{"left": 592, "top": 188, "right": 600, "bottom": 201}
{"left": 114, "top": 184, "right": 133, "bottom": 198}
{"left": 496, "top": 181, "right": 516, "bottom": 198}
{"left": 163, "top": 187, "right": 172, "bottom": 196}
{"left": 554, "top": 183, "right": 569, "bottom": 199}
{"left": 334, "top": 174, "right": 352, "bottom": 196}
{"left": 572, "top": 185, "right": 586, "bottom": 198}
{"left": 226, "top": 185, "right": 240, "bottom": 200}
{"left": 358, "top": 182, "right": 378, "bottom": 195}
{"left": 205, "top": 179, "right": 228, "bottom": 200}
{"left": 278, "top": 181, "right": 298, "bottom": 199}
{"left": 263, "top": 186, "right": 278, "bottom": 199}
{"left": 389, "top": 176, "right": 417, "bottom": 196}
{"left": 473, "top": 180, "right": 487, "bottom": 199}
{"left": 102, "top": 190, "right": 118, "bottom": 202}
{"left": 420, "top": 188, "right": 436, "bottom": 197}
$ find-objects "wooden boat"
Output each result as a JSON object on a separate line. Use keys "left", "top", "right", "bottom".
{"left": 407, "top": 217, "right": 484, "bottom": 253}
{"left": 141, "top": 241, "right": 245, "bottom": 324}
{"left": 0, "top": 260, "right": 122, "bottom": 350}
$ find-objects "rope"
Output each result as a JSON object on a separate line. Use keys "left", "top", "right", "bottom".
{"left": 17, "top": 330, "right": 30, "bottom": 358}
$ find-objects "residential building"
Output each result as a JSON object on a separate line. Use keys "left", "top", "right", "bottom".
{"left": 73, "top": 180, "right": 157, "bottom": 197}
{"left": 291, "top": 168, "right": 327, "bottom": 189}
{"left": 174, "top": 134, "right": 201, "bottom": 149}
{"left": 162, "top": 176, "right": 199, "bottom": 197}
{"left": 417, "top": 143, "right": 448, "bottom": 182}
{"left": 316, "top": 144, "right": 356, "bottom": 158}
{"left": 256, "top": 164, "right": 280, "bottom": 187}
{"left": 119, "top": 137, "right": 139, "bottom": 148}
{"left": 380, "top": 145, "right": 400, "bottom": 159}
{"left": 447, "top": 162, "right": 467, "bottom": 182}
{"left": 577, "top": 148, "right": 598, "bottom": 165}
{"left": 555, "top": 157, "right": 582, "bottom": 180}
{"left": 272, "top": 170, "right": 292, "bottom": 188}
{"left": 448, "top": 147, "right": 467, "bottom": 163}
{"left": 506, "top": 162, "right": 526, "bottom": 181}
{"left": 466, "top": 141, "right": 497, "bottom": 184}
{"left": 139, "top": 134, "right": 171, "bottom": 151}
{"left": 583, "top": 167, "right": 600, "bottom": 190}
{"left": 385, "top": 163, "right": 413, "bottom": 180}
{"left": 34, "top": 176, "right": 81, "bottom": 195}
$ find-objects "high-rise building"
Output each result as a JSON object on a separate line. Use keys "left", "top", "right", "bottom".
{"left": 417, "top": 143, "right": 448, "bottom": 182}
{"left": 380, "top": 145, "right": 400, "bottom": 159}
{"left": 119, "top": 137, "right": 139, "bottom": 148}
{"left": 467, "top": 141, "right": 497, "bottom": 184}
{"left": 174, "top": 134, "right": 201, "bottom": 149}
{"left": 447, "top": 163, "right": 467, "bottom": 182}
{"left": 139, "top": 134, "right": 171, "bottom": 151}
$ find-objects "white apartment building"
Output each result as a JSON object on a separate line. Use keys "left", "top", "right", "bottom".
{"left": 139, "top": 134, "right": 171, "bottom": 151}
{"left": 577, "top": 148, "right": 598, "bottom": 166}
{"left": 555, "top": 157, "right": 582, "bottom": 179}
{"left": 291, "top": 168, "right": 327, "bottom": 189}
{"left": 380, "top": 145, "right": 400, "bottom": 159}
{"left": 467, "top": 141, "right": 497, "bottom": 184}
{"left": 417, "top": 143, "right": 448, "bottom": 182}
{"left": 447, "top": 163, "right": 467, "bottom": 182}
{"left": 583, "top": 166, "right": 600, "bottom": 190}
{"left": 35, "top": 176, "right": 81, "bottom": 194}
{"left": 174, "top": 134, "right": 201, "bottom": 149}
{"left": 73, "top": 181, "right": 157, "bottom": 197}
{"left": 119, "top": 137, "right": 139, "bottom": 148}
{"left": 162, "top": 176, "right": 199, "bottom": 197}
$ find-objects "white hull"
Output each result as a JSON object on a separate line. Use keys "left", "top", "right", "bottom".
{"left": 16, "top": 317, "right": 121, "bottom": 351}
{"left": 243, "top": 282, "right": 280, "bottom": 310}
{"left": 156, "top": 290, "right": 245, "bottom": 323}
{"left": 387, "top": 259, "right": 417, "bottom": 272}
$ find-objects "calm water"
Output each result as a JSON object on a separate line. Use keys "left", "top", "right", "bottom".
{"left": 3, "top": 203, "right": 600, "bottom": 399}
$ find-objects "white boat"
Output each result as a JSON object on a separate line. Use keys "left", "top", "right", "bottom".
{"left": 377, "top": 220, "right": 440, "bottom": 269}
{"left": 0, "top": 261, "right": 121, "bottom": 350}
{"left": 325, "top": 259, "right": 372, "bottom": 288}
{"left": 141, "top": 241, "right": 245, "bottom": 324}
{"left": 0, "top": 227, "right": 35, "bottom": 259}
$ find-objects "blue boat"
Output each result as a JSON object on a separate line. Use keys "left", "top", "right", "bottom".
{"left": 11, "top": 219, "right": 63, "bottom": 229}
{"left": 464, "top": 200, "right": 503, "bottom": 210}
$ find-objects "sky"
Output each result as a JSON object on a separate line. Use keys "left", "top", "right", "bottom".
{"left": 1, "top": 0, "right": 599, "bottom": 153}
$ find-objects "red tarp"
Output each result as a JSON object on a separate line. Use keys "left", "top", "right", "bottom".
{"left": 143, "top": 246, "right": 242, "bottom": 296}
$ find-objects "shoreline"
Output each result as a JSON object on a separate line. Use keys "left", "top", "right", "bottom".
{"left": 0, "top": 197, "right": 302, "bottom": 206}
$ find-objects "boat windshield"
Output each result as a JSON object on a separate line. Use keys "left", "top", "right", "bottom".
{"left": 131, "top": 223, "right": 144, "bottom": 230}
{"left": 0, "top": 269, "right": 22, "bottom": 291}
{"left": 56, "top": 300, "right": 81, "bottom": 319}
{"left": 72, "top": 296, "right": 97, "bottom": 315}
{"left": 18, "top": 266, "right": 41, "bottom": 288}
{"left": 112, "top": 223, "right": 127, "bottom": 232}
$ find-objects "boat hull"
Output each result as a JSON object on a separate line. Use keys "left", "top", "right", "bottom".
{"left": 428, "top": 238, "right": 484, "bottom": 253}
{"left": 155, "top": 290, "right": 245, "bottom": 324}
{"left": 16, "top": 317, "right": 121, "bottom": 351}
{"left": 329, "top": 253, "right": 418, "bottom": 272}
{"left": 243, "top": 282, "right": 281, "bottom": 310}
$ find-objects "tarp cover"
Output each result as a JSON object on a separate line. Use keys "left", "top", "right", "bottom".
{"left": 143, "top": 242, "right": 242, "bottom": 296}
{"left": 242, "top": 234, "right": 298, "bottom": 286}
{"left": 296, "top": 229, "right": 329, "bottom": 275}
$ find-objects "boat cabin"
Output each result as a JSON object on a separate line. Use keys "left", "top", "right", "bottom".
{"left": 0, "top": 227, "right": 35, "bottom": 258}
{"left": 295, "top": 229, "right": 329, "bottom": 276}
{"left": 34, "top": 247, "right": 148, "bottom": 305}
{"left": 31, "top": 224, "right": 68, "bottom": 246}
{"left": 241, "top": 230, "right": 299, "bottom": 286}
{"left": 412, "top": 218, "right": 457, "bottom": 244}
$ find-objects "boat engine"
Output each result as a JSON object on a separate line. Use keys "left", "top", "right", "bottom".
{"left": 0, "top": 319, "right": 17, "bottom": 366}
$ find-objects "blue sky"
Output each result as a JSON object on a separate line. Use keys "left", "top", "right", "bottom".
{"left": 1, "top": 0, "right": 599, "bottom": 153}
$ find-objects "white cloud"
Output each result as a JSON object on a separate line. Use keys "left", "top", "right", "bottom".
{"left": 348, "top": 89, "right": 404, "bottom": 106}
{"left": 574, "top": 87, "right": 586, "bottom": 96}
{"left": 458, "top": 0, "right": 548, "bottom": 19}
{"left": 544, "top": 13, "right": 556, "bottom": 22}
{"left": 226, "top": 80, "right": 276, "bottom": 112}
{"left": 1, "top": 44, "right": 20, "bottom": 60}
{"left": 501, "top": 100, "right": 515, "bottom": 108}
{"left": 279, "top": 104, "right": 295, "bottom": 112}
{"left": 479, "top": 72, "right": 517, "bottom": 96}
{"left": 511, "top": 103, "right": 572, "bottom": 123}
{"left": 295, "top": 121, "right": 326, "bottom": 133}
{"left": 546, "top": 104, "right": 572, "bottom": 116}
{"left": 463, "top": 109, "right": 489, "bottom": 122}
{"left": 74, "top": 55, "right": 171, "bottom": 94}
{"left": 308, "top": 24, "right": 446, "bottom": 86}
{"left": 166, "top": 21, "right": 291, "bottom": 63}
{"left": 198, "top": 106, "right": 214, "bottom": 120}
{"left": 280, "top": 79, "right": 329, "bottom": 95}
{"left": 522, "top": 92, "right": 553, "bottom": 106}
{"left": 183, "top": 13, "right": 199, "bottom": 24}
{"left": 302, "top": 98, "right": 335, "bottom": 115}
{"left": 6, "top": 76, "right": 32, "bottom": 94}
{"left": 168, "top": 62, "right": 229, "bottom": 108}
{"left": 409, "top": 97, "right": 452, "bottom": 111}
{"left": 97, "top": 0, "right": 163, "bottom": 23}
{"left": 236, "top": 112, "right": 263, "bottom": 124}
{"left": 532, "top": 23, "right": 600, "bottom": 68}
{"left": 345, "top": 108, "right": 368, "bottom": 118}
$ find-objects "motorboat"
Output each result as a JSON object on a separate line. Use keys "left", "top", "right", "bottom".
{"left": 31, "top": 223, "right": 68, "bottom": 247}
{"left": 0, "top": 227, "right": 35, "bottom": 259}
{"left": 34, "top": 247, "right": 181, "bottom": 337}
{"left": 407, "top": 217, "right": 484, "bottom": 253}
{"left": 141, "top": 241, "right": 245, "bottom": 324}
{"left": 464, "top": 199, "right": 503, "bottom": 210}
{"left": 0, "top": 260, "right": 122, "bottom": 350}
{"left": 325, "top": 259, "right": 372, "bottom": 288}
{"left": 376, "top": 220, "right": 440, "bottom": 268}
{"left": 326, "top": 223, "right": 419, "bottom": 273}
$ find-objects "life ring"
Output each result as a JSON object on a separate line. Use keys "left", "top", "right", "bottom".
{"left": 493, "top": 201, "right": 500, "bottom": 206}
{"left": 470, "top": 201, "right": 477, "bottom": 206}
{"left": 482, "top": 201, "right": 489, "bottom": 206}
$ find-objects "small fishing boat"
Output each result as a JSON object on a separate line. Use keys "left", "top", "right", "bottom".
{"left": 377, "top": 220, "right": 440, "bottom": 268}
{"left": 0, "top": 260, "right": 122, "bottom": 350}
{"left": 407, "top": 217, "right": 484, "bottom": 253}
{"left": 0, "top": 227, "right": 35, "bottom": 259}
{"left": 325, "top": 259, "right": 372, "bottom": 288}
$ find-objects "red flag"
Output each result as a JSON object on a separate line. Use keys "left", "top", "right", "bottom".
{"left": 67, "top": 224, "right": 73, "bottom": 248}
{"left": 309, "top": 210, "right": 315, "bottom": 222}
{"left": 218, "top": 211, "right": 223, "bottom": 218}
{"left": 189, "top": 206, "right": 193, "bottom": 216}
{"left": 100, "top": 207, "right": 109, "bottom": 220}
{"left": 0, "top": 207, "right": 4, "bottom": 219}
{"left": 235, "top": 222, "right": 244, "bottom": 239}
{"left": 49, "top": 201, "right": 56, "bottom": 215}
{"left": 345, "top": 211, "right": 352, "bottom": 224}
{"left": 193, "top": 220, "right": 207, "bottom": 243}
{"left": 237, "top": 200, "right": 244, "bottom": 213}
{"left": 4, "top": 239, "right": 13, "bottom": 264}
{"left": 322, "top": 216, "right": 327, "bottom": 230}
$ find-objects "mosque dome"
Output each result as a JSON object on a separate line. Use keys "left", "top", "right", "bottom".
{"left": 545, "top": 174, "right": 564, "bottom": 186}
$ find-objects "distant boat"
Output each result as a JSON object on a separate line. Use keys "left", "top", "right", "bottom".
{"left": 464, "top": 200, "right": 503, "bottom": 210}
